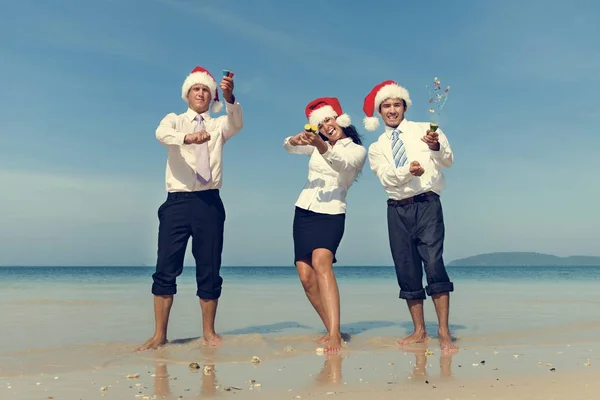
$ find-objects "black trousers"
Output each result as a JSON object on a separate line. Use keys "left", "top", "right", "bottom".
{"left": 387, "top": 192, "right": 454, "bottom": 300}
{"left": 151, "top": 190, "right": 225, "bottom": 299}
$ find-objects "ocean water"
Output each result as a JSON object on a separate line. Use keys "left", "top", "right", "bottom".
{"left": 1, "top": 265, "right": 599, "bottom": 400}
{"left": 2, "top": 265, "right": 600, "bottom": 356}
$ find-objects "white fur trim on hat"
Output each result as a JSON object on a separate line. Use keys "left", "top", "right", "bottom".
{"left": 335, "top": 113, "right": 351, "bottom": 128}
{"left": 181, "top": 72, "right": 217, "bottom": 102}
{"left": 363, "top": 116, "right": 380, "bottom": 131}
{"left": 211, "top": 101, "right": 222, "bottom": 113}
{"left": 308, "top": 105, "right": 337, "bottom": 127}
{"left": 374, "top": 84, "right": 412, "bottom": 112}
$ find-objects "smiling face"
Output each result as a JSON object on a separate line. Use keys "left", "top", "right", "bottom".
{"left": 187, "top": 84, "right": 211, "bottom": 113}
{"left": 379, "top": 97, "right": 406, "bottom": 128}
{"left": 318, "top": 116, "right": 346, "bottom": 142}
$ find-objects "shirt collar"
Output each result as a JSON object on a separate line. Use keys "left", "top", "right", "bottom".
{"left": 326, "top": 137, "right": 352, "bottom": 148}
{"left": 185, "top": 107, "right": 211, "bottom": 122}
{"left": 336, "top": 137, "right": 352, "bottom": 146}
{"left": 384, "top": 119, "right": 409, "bottom": 138}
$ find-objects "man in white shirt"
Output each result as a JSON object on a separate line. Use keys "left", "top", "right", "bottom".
{"left": 136, "top": 66, "right": 244, "bottom": 351}
{"left": 363, "top": 79, "right": 457, "bottom": 354}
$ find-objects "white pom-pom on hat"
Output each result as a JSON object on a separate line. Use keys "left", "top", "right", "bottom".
{"left": 363, "top": 116, "right": 380, "bottom": 132}
{"left": 306, "top": 97, "right": 352, "bottom": 128}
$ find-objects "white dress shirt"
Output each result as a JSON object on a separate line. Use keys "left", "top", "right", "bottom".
{"left": 368, "top": 119, "right": 453, "bottom": 201}
{"left": 284, "top": 136, "right": 367, "bottom": 215}
{"left": 155, "top": 101, "right": 244, "bottom": 192}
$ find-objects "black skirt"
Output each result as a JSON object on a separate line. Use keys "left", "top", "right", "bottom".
{"left": 293, "top": 206, "right": 346, "bottom": 264}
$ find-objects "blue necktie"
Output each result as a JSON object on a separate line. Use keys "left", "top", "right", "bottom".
{"left": 391, "top": 129, "right": 407, "bottom": 168}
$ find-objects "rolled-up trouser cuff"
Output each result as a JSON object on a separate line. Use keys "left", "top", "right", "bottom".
{"left": 152, "top": 282, "right": 177, "bottom": 296}
{"left": 399, "top": 288, "right": 427, "bottom": 300}
{"left": 196, "top": 288, "right": 221, "bottom": 300}
{"left": 426, "top": 281, "right": 454, "bottom": 296}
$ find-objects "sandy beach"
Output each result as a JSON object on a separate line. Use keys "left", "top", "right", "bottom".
{"left": 2, "top": 266, "right": 600, "bottom": 399}
{"left": 1, "top": 331, "right": 598, "bottom": 400}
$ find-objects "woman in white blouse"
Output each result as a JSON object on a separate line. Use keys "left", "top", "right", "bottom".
{"left": 283, "top": 97, "right": 367, "bottom": 353}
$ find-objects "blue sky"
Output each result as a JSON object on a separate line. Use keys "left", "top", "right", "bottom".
{"left": 1, "top": 0, "right": 598, "bottom": 266}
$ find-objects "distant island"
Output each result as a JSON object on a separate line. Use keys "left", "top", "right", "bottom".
{"left": 448, "top": 252, "right": 600, "bottom": 266}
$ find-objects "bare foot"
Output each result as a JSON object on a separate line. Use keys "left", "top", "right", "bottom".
{"left": 324, "top": 332, "right": 343, "bottom": 353}
{"left": 135, "top": 337, "right": 168, "bottom": 352}
{"left": 438, "top": 330, "right": 458, "bottom": 355}
{"left": 201, "top": 333, "right": 222, "bottom": 347}
{"left": 316, "top": 333, "right": 329, "bottom": 344}
{"left": 317, "top": 332, "right": 350, "bottom": 345}
{"left": 398, "top": 331, "right": 428, "bottom": 346}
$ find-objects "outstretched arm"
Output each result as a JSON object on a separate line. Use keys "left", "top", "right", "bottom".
{"left": 220, "top": 76, "right": 244, "bottom": 142}
{"left": 221, "top": 100, "right": 244, "bottom": 142}
{"left": 430, "top": 128, "right": 453, "bottom": 168}
{"left": 368, "top": 142, "right": 414, "bottom": 187}
{"left": 283, "top": 134, "right": 314, "bottom": 155}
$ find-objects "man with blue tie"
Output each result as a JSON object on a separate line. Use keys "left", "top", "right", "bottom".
{"left": 363, "top": 80, "right": 457, "bottom": 354}
{"left": 136, "top": 66, "right": 244, "bottom": 351}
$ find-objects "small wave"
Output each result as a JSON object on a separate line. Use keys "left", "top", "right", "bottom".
{"left": 5, "top": 299, "right": 118, "bottom": 306}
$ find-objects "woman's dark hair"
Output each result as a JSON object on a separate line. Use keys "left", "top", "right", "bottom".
{"left": 318, "top": 124, "right": 363, "bottom": 146}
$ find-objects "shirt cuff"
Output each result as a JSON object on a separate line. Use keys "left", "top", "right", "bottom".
{"left": 225, "top": 100, "right": 241, "bottom": 111}
{"left": 430, "top": 142, "right": 448, "bottom": 158}
{"left": 395, "top": 166, "right": 413, "bottom": 181}
{"left": 179, "top": 133, "right": 188, "bottom": 145}
{"left": 283, "top": 136, "right": 293, "bottom": 146}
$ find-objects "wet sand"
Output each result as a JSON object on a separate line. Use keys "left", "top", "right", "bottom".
{"left": 1, "top": 331, "right": 597, "bottom": 400}
{"left": 2, "top": 267, "right": 600, "bottom": 399}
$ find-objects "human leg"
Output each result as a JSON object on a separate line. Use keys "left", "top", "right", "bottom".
{"left": 399, "top": 299, "right": 428, "bottom": 346}
{"left": 136, "top": 196, "right": 191, "bottom": 351}
{"left": 190, "top": 190, "right": 226, "bottom": 346}
{"left": 415, "top": 197, "right": 457, "bottom": 353}
{"left": 295, "top": 259, "right": 331, "bottom": 343}
{"left": 387, "top": 204, "right": 428, "bottom": 346}
{"left": 293, "top": 207, "right": 345, "bottom": 345}
{"left": 135, "top": 295, "right": 175, "bottom": 351}
{"left": 312, "top": 248, "right": 342, "bottom": 352}
{"left": 431, "top": 293, "right": 457, "bottom": 353}
{"left": 199, "top": 298, "right": 220, "bottom": 346}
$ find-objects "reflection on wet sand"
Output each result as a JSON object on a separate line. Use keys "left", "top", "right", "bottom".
{"left": 153, "top": 360, "right": 170, "bottom": 398}
{"left": 404, "top": 346, "right": 457, "bottom": 383}
{"left": 151, "top": 347, "right": 220, "bottom": 399}
{"left": 315, "top": 353, "right": 344, "bottom": 386}
{"left": 199, "top": 346, "right": 218, "bottom": 398}
{"left": 146, "top": 338, "right": 463, "bottom": 397}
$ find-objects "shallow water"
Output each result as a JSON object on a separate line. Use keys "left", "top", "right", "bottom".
{"left": 2, "top": 266, "right": 600, "bottom": 352}
{"left": 2, "top": 266, "right": 600, "bottom": 398}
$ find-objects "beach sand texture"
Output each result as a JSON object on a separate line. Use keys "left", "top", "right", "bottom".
{"left": 1, "top": 266, "right": 599, "bottom": 399}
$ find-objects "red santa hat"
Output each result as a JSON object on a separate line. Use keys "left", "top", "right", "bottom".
{"left": 305, "top": 97, "right": 351, "bottom": 128}
{"left": 362, "top": 80, "right": 412, "bottom": 131}
{"left": 181, "top": 66, "right": 222, "bottom": 113}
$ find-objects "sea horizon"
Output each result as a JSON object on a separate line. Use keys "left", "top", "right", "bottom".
{"left": 2, "top": 264, "right": 600, "bottom": 267}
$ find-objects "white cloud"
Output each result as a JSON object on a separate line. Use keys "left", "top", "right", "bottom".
{"left": 0, "top": 169, "right": 161, "bottom": 266}
{"left": 448, "top": 1, "right": 600, "bottom": 84}
{"left": 5, "top": 1, "right": 179, "bottom": 74}
{"left": 2, "top": 162, "right": 599, "bottom": 267}
{"left": 0, "top": 169, "right": 311, "bottom": 266}
{"left": 155, "top": 0, "right": 396, "bottom": 78}
{"left": 234, "top": 76, "right": 266, "bottom": 95}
